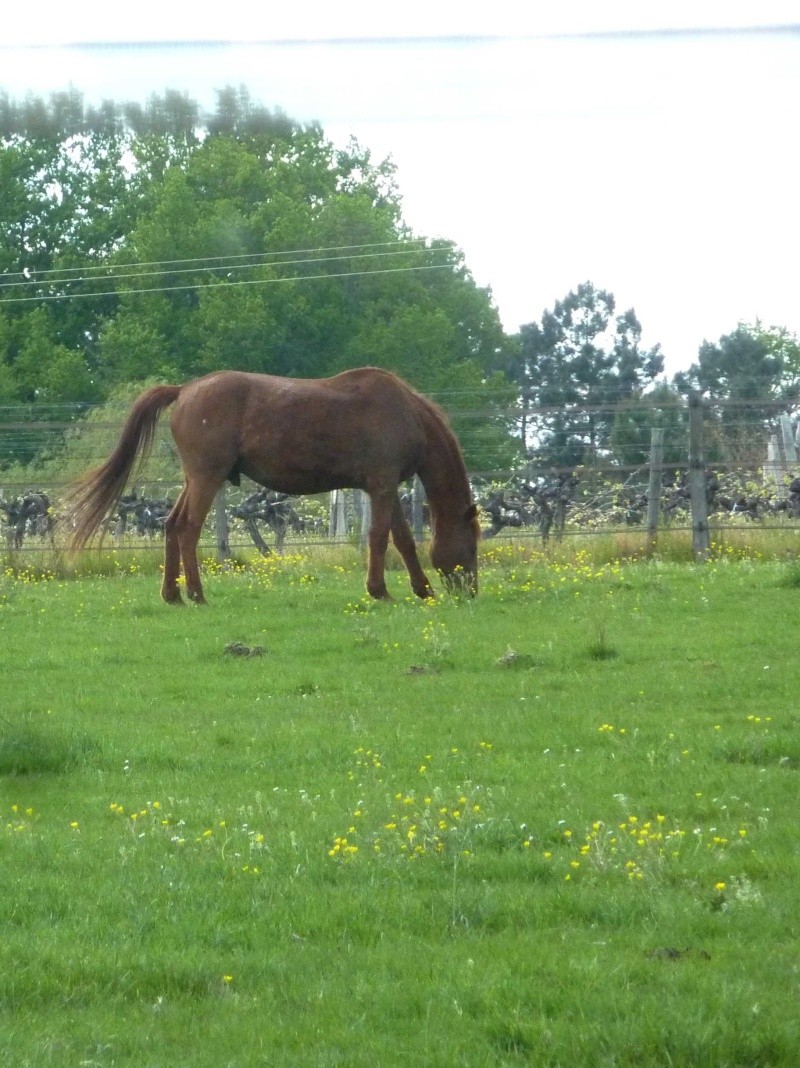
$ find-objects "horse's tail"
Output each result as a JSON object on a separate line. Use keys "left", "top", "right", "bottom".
{"left": 69, "top": 384, "right": 182, "bottom": 553}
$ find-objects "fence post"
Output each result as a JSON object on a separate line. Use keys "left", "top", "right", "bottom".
{"left": 214, "top": 486, "right": 230, "bottom": 561}
{"left": 765, "top": 434, "right": 781, "bottom": 492}
{"left": 412, "top": 476, "right": 425, "bottom": 540}
{"left": 329, "top": 490, "right": 347, "bottom": 538}
{"left": 688, "top": 392, "right": 710, "bottom": 560}
{"left": 646, "top": 427, "right": 664, "bottom": 551}
{"left": 780, "top": 414, "right": 797, "bottom": 464}
{"left": 778, "top": 415, "right": 797, "bottom": 500}
{"left": 358, "top": 490, "right": 371, "bottom": 549}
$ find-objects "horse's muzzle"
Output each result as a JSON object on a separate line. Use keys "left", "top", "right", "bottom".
{"left": 442, "top": 569, "right": 478, "bottom": 597}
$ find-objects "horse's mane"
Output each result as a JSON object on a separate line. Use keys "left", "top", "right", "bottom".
{"left": 365, "top": 368, "right": 452, "bottom": 433}
{"left": 389, "top": 372, "right": 477, "bottom": 529}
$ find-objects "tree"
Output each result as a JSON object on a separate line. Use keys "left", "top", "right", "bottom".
{"left": 608, "top": 380, "right": 687, "bottom": 469}
{"left": 11, "top": 308, "right": 98, "bottom": 403}
{"left": 0, "top": 88, "right": 520, "bottom": 474}
{"left": 103, "top": 129, "right": 408, "bottom": 382}
{"left": 0, "top": 105, "right": 155, "bottom": 394}
{"left": 674, "top": 322, "right": 800, "bottom": 464}
{"left": 514, "top": 282, "right": 664, "bottom": 467}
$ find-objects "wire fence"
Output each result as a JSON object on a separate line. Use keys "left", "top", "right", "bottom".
{"left": 2, "top": 394, "right": 800, "bottom": 557}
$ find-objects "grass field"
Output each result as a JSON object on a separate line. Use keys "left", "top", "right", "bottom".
{"left": 1, "top": 543, "right": 799, "bottom": 1066}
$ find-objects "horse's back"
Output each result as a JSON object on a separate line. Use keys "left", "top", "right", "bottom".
{"left": 169, "top": 367, "right": 427, "bottom": 493}
{"left": 175, "top": 367, "right": 415, "bottom": 409}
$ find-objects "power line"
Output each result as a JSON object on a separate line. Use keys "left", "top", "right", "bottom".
{"left": 0, "top": 245, "right": 453, "bottom": 293}
{"left": 0, "top": 261, "right": 456, "bottom": 306}
{"left": 0, "top": 238, "right": 449, "bottom": 283}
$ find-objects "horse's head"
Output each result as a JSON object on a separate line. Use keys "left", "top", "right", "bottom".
{"left": 430, "top": 503, "right": 480, "bottom": 595}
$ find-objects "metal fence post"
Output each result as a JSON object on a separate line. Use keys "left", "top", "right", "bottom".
{"left": 358, "top": 490, "right": 371, "bottom": 549}
{"left": 646, "top": 427, "right": 664, "bottom": 551}
{"left": 780, "top": 413, "right": 797, "bottom": 464}
{"left": 329, "top": 490, "right": 347, "bottom": 539}
{"left": 412, "top": 476, "right": 425, "bottom": 540}
{"left": 689, "top": 393, "right": 710, "bottom": 560}
{"left": 214, "top": 485, "right": 230, "bottom": 561}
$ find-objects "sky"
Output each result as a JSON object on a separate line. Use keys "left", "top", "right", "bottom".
{"left": 2, "top": 1, "right": 799, "bottom": 375}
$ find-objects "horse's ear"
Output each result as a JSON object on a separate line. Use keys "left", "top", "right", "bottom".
{"left": 464, "top": 503, "right": 479, "bottom": 522}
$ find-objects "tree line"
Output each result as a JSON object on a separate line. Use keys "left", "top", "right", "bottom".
{"left": 1, "top": 87, "right": 798, "bottom": 474}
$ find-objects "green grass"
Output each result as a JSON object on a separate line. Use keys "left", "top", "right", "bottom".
{"left": 1, "top": 546, "right": 799, "bottom": 1066}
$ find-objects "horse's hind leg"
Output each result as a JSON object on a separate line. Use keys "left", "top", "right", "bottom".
{"left": 390, "top": 495, "right": 434, "bottom": 598}
{"left": 365, "top": 490, "right": 394, "bottom": 600}
{"left": 176, "top": 475, "right": 225, "bottom": 604}
{"left": 162, "top": 487, "right": 187, "bottom": 604}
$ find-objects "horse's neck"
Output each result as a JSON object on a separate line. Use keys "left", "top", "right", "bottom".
{"left": 417, "top": 414, "right": 471, "bottom": 522}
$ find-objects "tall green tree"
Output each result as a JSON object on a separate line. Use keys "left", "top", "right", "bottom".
{"left": 514, "top": 282, "right": 663, "bottom": 466}
{"left": 674, "top": 322, "right": 800, "bottom": 464}
{"left": 0, "top": 87, "right": 519, "bottom": 472}
{"left": 0, "top": 96, "right": 152, "bottom": 398}
{"left": 608, "top": 381, "right": 688, "bottom": 469}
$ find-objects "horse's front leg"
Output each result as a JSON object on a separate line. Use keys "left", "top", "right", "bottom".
{"left": 390, "top": 496, "right": 434, "bottom": 599}
{"left": 366, "top": 492, "right": 394, "bottom": 600}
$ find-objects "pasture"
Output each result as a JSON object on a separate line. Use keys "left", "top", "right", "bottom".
{"left": 1, "top": 543, "right": 799, "bottom": 1066}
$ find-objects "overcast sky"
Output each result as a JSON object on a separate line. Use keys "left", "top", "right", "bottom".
{"left": 2, "top": 1, "right": 799, "bottom": 375}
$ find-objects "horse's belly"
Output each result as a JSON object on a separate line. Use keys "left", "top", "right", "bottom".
{"left": 238, "top": 455, "right": 361, "bottom": 496}
{"left": 236, "top": 405, "right": 418, "bottom": 494}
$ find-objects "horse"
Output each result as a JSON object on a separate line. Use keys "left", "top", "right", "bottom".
{"left": 69, "top": 367, "right": 480, "bottom": 604}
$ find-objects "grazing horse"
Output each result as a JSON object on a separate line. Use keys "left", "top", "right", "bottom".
{"left": 70, "top": 368, "right": 479, "bottom": 603}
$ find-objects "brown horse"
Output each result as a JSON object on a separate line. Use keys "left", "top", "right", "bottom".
{"left": 70, "top": 368, "right": 479, "bottom": 603}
